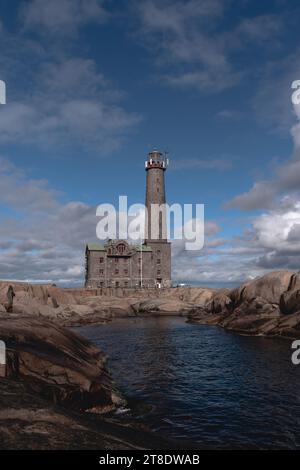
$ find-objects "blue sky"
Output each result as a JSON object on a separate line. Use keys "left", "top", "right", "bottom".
{"left": 0, "top": 0, "right": 300, "bottom": 286}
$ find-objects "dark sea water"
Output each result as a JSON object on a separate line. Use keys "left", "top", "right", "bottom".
{"left": 78, "top": 317, "right": 300, "bottom": 449}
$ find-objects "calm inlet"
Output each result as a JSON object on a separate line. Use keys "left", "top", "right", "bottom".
{"left": 78, "top": 317, "right": 300, "bottom": 449}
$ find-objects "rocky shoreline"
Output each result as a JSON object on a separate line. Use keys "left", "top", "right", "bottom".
{"left": 1, "top": 269, "right": 300, "bottom": 339}
{"left": 0, "top": 317, "right": 179, "bottom": 450}
{"left": 187, "top": 270, "right": 300, "bottom": 339}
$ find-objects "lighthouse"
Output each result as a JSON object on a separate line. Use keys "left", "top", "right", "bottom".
{"left": 144, "top": 150, "right": 172, "bottom": 288}
{"left": 85, "top": 149, "right": 172, "bottom": 289}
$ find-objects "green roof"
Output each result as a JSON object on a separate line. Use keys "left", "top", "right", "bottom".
{"left": 86, "top": 243, "right": 106, "bottom": 251}
{"left": 133, "top": 245, "right": 153, "bottom": 252}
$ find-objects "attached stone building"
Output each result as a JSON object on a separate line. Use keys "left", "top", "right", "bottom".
{"left": 85, "top": 150, "right": 172, "bottom": 288}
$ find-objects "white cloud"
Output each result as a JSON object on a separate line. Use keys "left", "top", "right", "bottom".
{"left": 134, "top": 0, "right": 282, "bottom": 93}
{"left": 196, "top": 95, "right": 300, "bottom": 282}
{"left": 0, "top": 58, "right": 142, "bottom": 153}
{"left": 291, "top": 102, "right": 300, "bottom": 148}
{"left": 0, "top": 4, "right": 142, "bottom": 156}
{"left": 135, "top": 0, "right": 235, "bottom": 92}
{"left": 0, "top": 157, "right": 60, "bottom": 212}
{"left": 172, "top": 195, "right": 300, "bottom": 286}
{"left": 253, "top": 202, "right": 300, "bottom": 251}
{"left": 21, "top": 0, "right": 108, "bottom": 35}
{"left": 0, "top": 158, "right": 98, "bottom": 284}
{"left": 235, "top": 14, "right": 282, "bottom": 42}
{"left": 216, "top": 109, "right": 243, "bottom": 120}
{"left": 227, "top": 100, "right": 300, "bottom": 211}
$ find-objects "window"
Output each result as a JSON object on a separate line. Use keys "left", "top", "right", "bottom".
{"left": 115, "top": 269, "right": 119, "bottom": 275}
{"left": 99, "top": 269, "right": 104, "bottom": 275}
{"left": 157, "top": 270, "right": 161, "bottom": 275}
{"left": 118, "top": 243, "right": 126, "bottom": 254}
{"left": 124, "top": 281, "right": 128, "bottom": 287}
{"left": 157, "top": 250, "right": 161, "bottom": 255}
{"left": 157, "top": 259, "right": 161, "bottom": 264}
{"left": 124, "top": 269, "right": 128, "bottom": 275}
{"left": 115, "top": 258, "right": 119, "bottom": 263}
{"left": 99, "top": 257, "right": 104, "bottom": 263}
{"left": 116, "top": 281, "right": 119, "bottom": 288}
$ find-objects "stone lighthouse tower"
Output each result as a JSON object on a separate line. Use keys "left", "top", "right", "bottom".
{"left": 144, "top": 150, "right": 172, "bottom": 288}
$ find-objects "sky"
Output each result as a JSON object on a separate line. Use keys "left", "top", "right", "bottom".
{"left": 0, "top": 0, "right": 300, "bottom": 287}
